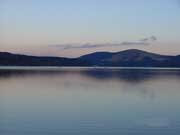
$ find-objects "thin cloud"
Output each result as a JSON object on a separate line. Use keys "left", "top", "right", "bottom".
{"left": 50, "top": 36, "right": 157, "bottom": 50}
{"left": 140, "top": 36, "right": 157, "bottom": 42}
{"left": 120, "top": 41, "right": 149, "bottom": 46}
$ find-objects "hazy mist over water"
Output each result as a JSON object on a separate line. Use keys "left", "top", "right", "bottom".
{"left": 0, "top": 68, "right": 180, "bottom": 135}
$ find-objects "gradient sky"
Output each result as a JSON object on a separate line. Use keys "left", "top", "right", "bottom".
{"left": 0, "top": 0, "right": 180, "bottom": 57}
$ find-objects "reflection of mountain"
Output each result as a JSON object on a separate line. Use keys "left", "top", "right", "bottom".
{"left": 0, "top": 69, "right": 180, "bottom": 83}
{"left": 80, "top": 69, "right": 180, "bottom": 82}
{"left": 1, "top": 49, "right": 180, "bottom": 67}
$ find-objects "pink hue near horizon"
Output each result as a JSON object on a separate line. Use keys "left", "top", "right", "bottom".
{"left": 0, "top": 42, "right": 180, "bottom": 58}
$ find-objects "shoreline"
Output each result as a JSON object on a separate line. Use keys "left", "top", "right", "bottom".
{"left": 0, "top": 66, "right": 180, "bottom": 70}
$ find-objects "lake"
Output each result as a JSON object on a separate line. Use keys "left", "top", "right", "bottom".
{"left": 0, "top": 68, "right": 180, "bottom": 135}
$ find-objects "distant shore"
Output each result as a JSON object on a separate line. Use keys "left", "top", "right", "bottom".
{"left": 1, "top": 66, "right": 180, "bottom": 71}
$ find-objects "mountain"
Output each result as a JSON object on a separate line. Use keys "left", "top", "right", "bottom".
{"left": 79, "top": 49, "right": 180, "bottom": 67}
{"left": 0, "top": 49, "right": 180, "bottom": 67}
{"left": 0, "top": 52, "right": 89, "bottom": 66}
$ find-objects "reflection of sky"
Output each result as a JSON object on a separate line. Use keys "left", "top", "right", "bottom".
{"left": 0, "top": 69, "right": 180, "bottom": 134}
{"left": 0, "top": 0, "right": 180, "bottom": 57}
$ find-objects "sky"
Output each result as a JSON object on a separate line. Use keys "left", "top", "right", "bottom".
{"left": 0, "top": 0, "right": 180, "bottom": 57}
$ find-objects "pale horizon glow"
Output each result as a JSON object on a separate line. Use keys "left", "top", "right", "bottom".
{"left": 0, "top": 0, "right": 180, "bottom": 57}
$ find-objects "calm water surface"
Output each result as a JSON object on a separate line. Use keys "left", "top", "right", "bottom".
{"left": 0, "top": 68, "right": 180, "bottom": 135}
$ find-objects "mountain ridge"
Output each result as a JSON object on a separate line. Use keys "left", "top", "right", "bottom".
{"left": 0, "top": 49, "right": 180, "bottom": 67}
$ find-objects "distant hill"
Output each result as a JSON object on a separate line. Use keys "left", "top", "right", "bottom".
{"left": 0, "top": 49, "right": 180, "bottom": 67}
{"left": 79, "top": 49, "right": 180, "bottom": 67}
{"left": 0, "top": 52, "right": 89, "bottom": 66}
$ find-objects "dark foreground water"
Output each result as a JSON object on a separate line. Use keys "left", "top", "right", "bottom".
{"left": 0, "top": 68, "right": 180, "bottom": 135}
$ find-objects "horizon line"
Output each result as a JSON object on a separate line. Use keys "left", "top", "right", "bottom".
{"left": 0, "top": 49, "right": 179, "bottom": 58}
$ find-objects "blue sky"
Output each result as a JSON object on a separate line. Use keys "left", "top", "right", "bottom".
{"left": 0, "top": 0, "right": 180, "bottom": 57}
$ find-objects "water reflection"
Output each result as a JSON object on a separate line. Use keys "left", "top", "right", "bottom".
{"left": 0, "top": 68, "right": 180, "bottom": 101}
{"left": 0, "top": 68, "right": 180, "bottom": 82}
{"left": 0, "top": 68, "right": 180, "bottom": 135}
{"left": 82, "top": 69, "right": 180, "bottom": 82}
